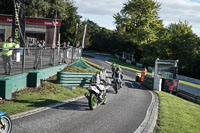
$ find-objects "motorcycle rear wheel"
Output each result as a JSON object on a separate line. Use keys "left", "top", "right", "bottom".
{"left": 89, "top": 93, "right": 97, "bottom": 110}
{"left": 0, "top": 115, "right": 12, "bottom": 133}
{"left": 113, "top": 83, "right": 118, "bottom": 94}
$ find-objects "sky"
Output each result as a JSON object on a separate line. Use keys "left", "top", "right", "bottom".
{"left": 74, "top": 0, "right": 200, "bottom": 36}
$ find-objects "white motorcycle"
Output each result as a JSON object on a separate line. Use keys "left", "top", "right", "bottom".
{"left": 85, "top": 74, "right": 107, "bottom": 110}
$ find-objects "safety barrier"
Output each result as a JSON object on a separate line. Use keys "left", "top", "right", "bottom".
{"left": 0, "top": 73, "right": 28, "bottom": 99}
{"left": 143, "top": 76, "right": 154, "bottom": 90}
{"left": 177, "top": 90, "right": 200, "bottom": 104}
{"left": 57, "top": 72, "right": 96, "bottom": 89}
{"left": 27, "top": 64, "right": 67, "bottom": 87}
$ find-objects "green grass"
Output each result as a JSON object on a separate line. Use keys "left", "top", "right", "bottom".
{"left": 0, "top": 61, "right": 103, "bottom": 115}
{"left": 154, "top": 91, "right": 200, "bottom": 133}
{"left": 0, "top": 82, "right": 87, "bottom": 115}
{"left": 109, "top": 58, "right": 152, "bottom": 75}
{"left": 82, "top": 58, "right": 103, "bottom": 71}
{"left": 179, "top": 80, "right": 200, "bottom": 89}
{"left": 62, "top": 66, "right": 98, "bottom": 73}
{"left": 82, "top": 54, "right": 94, "bottom": 58}
{"left": 109, "top": 58, "right": 200, "bottom": 88}
{"left": 0, "top": 66, "right": 97, "bottom": 115}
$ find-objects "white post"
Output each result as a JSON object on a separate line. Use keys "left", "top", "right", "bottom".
{"left": 82, "top": 24, "right": 87, "bottom": 49}
{"left": 153, "top": 59, "right": 162, "bottom": 91}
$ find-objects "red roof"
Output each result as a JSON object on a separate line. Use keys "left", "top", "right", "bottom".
{"left": 0, "top": 14, "right": 61, "bottom": 27}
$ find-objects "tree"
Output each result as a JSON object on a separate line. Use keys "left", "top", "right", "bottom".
{"left": 114, "top": 0, "right": 163, "bottom": 45}
{"left": 0, "top": 0, "right": 80, "bottom": 44}
{"left": 114, "top": 0, "right": 164, "bottom": 62}
{"left": 167, "top": 21, "right": 200, "bottom": 77}
{"left": 0, "top": 0, "right": 13, "bottom": 14}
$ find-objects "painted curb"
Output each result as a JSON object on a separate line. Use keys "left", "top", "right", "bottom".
{"left": 11, "top": 96, "right": 85, "bottom": 120}
{"left": 134, "top": 91, "right": 158, "bottom": 133}
{"left": 11, "top": 85, "right": 111, "bottom": 120}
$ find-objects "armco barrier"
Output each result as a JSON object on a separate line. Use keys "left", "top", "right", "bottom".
{"left": 177, "top": 75, "right": 200, "bottom": 85}
{"left": 177, "top": 90, "right": 200, "bottom": 104}
{"left": 57, "top": 72, "right": 95, "bottom": 89}
{"left": 27, "top": 64, "right": 67, "bottom": 87}
{"left": 0, "top": 73, "right": 28, "bottom": 99}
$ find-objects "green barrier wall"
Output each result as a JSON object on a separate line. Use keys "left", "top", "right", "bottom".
{"left": 27, "top": 64, "right": 67, "bottom": 87}
{"left": 0, "top": 60, "right": 91, "bottom": 99}
{"left": 57, "top": 72, "right": 95, "bottom": 89}
{"left": 0, "top": 73, "right": 28, "bottom": 99}
{"left": 70, "top": 59, "right": 94, "bottom": 71}
{"left": 0, "top": 64, "right": 67, "bottom": 99}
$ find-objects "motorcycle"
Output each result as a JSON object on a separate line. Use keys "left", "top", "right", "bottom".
{"left": 112, "top": 67, "right": 123, "bottom": 94}
{"left": 85, "top": 74, "right": 107, "bottom": 110}
{"left": 0, "top": 112, "right": 12, "bottom": 133}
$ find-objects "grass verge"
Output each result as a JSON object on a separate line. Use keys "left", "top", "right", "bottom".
{"left": 82, "top": 58, "right": 103, "bottom": 71}
{"left": 0, "top": 66, "right": 96, "bottom": 115}
{"left": 62, "top": 66, "right": 98, "bottom": 73}
{"left": 154, "top": 91, "right": 200, "bottom": 133}
{"left": 179, "top": 80, "right": 200, "bottom": 89}
{"left": 109, "top": 58, "right": 200, "bottom": 88}
{"left": 109, "top": 58, "right": 151, "bottom": 75}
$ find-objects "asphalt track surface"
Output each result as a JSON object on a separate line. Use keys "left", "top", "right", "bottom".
{"left": 87, "top": 53, "right": 200, "bottom": 97}
{"left": 12, "top": 53, "right": 152, "bottom": 133}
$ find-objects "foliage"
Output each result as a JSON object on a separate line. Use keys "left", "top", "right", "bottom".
{"left": 114, "top": 0, "right": 163, "bottom": 46}
{"left": 165, "top": 21, "right": 200, "bottom": 78}
{"left": 1, "top": 0, "right": 200, "bottom": 79}
{"left": 0, "top": 0, "right": 80, "bottom": 45}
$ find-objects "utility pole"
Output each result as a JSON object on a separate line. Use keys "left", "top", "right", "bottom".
{"left": 71, "top": 21, "right": 80, "bottom": 63}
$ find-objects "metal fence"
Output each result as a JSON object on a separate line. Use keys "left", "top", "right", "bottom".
{"left": 0, "top": 47, "right": 82, "bottom": 77}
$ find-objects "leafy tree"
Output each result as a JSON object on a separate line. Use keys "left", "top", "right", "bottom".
{"left": 114, "top": 0, "right": 163, "bottom": 45}
{"left": 166, "top": 21, "right": 200, "bottom": 77}
{"left": 0, "top": 0, "right": 80, "bottom": 44}
{"left": 114, "top": 0, "right": 164, "bottom": 62}
{"left": 0, "top": 0, "right": 13, "bottom": 14}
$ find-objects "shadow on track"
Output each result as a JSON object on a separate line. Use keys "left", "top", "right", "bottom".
{"left": 54, "top": 101, "right": 90, "bottom": 111}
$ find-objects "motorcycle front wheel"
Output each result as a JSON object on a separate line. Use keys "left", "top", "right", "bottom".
{"left": 0, "top": 115, "right": 12, "bottom": 133}
{"left": 89, "top": 93, "right": 97, "bottom": 110}
{"left": 103, "top": 94, "right": 107, "bottom": 104}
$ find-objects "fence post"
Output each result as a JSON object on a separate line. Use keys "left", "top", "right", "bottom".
{"left": 22, "top": 48, "right": 25, "bottom": 73}
{"left": 80, "top": 48, "right": 82, "bottom": 59}
{"left": 53, "top": 48, "right": 55, "bottom": 66}
{"left": 71, "top": 47, "right": 74, "bottom": 63}
{"left": 40, "top": 48, "right": 43, "bottom": 69}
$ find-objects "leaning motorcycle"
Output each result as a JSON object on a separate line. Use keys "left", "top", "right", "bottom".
{"left": 0, "top": 112, "right": 12, "bottom": 133}
{"left": 85, "top": 74, "right": 107, "bottom": 110}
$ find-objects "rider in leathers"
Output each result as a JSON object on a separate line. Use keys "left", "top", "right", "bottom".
{"left": 114, "top": 66, "right": 123, "bottom": 88}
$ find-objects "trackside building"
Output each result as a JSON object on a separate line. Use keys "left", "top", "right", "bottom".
{"left": 0, "top": 14, "right": 61, "bottom": 46}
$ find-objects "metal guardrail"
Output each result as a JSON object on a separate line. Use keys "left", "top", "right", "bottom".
{"left": 57, "top": 72, "right": 96, "bottom": 89}
{"left": 0, "top": 47, "right": 82, "bottom": 77}
{"left": 177, "top": 89, "right": 200, "bottom": 104}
